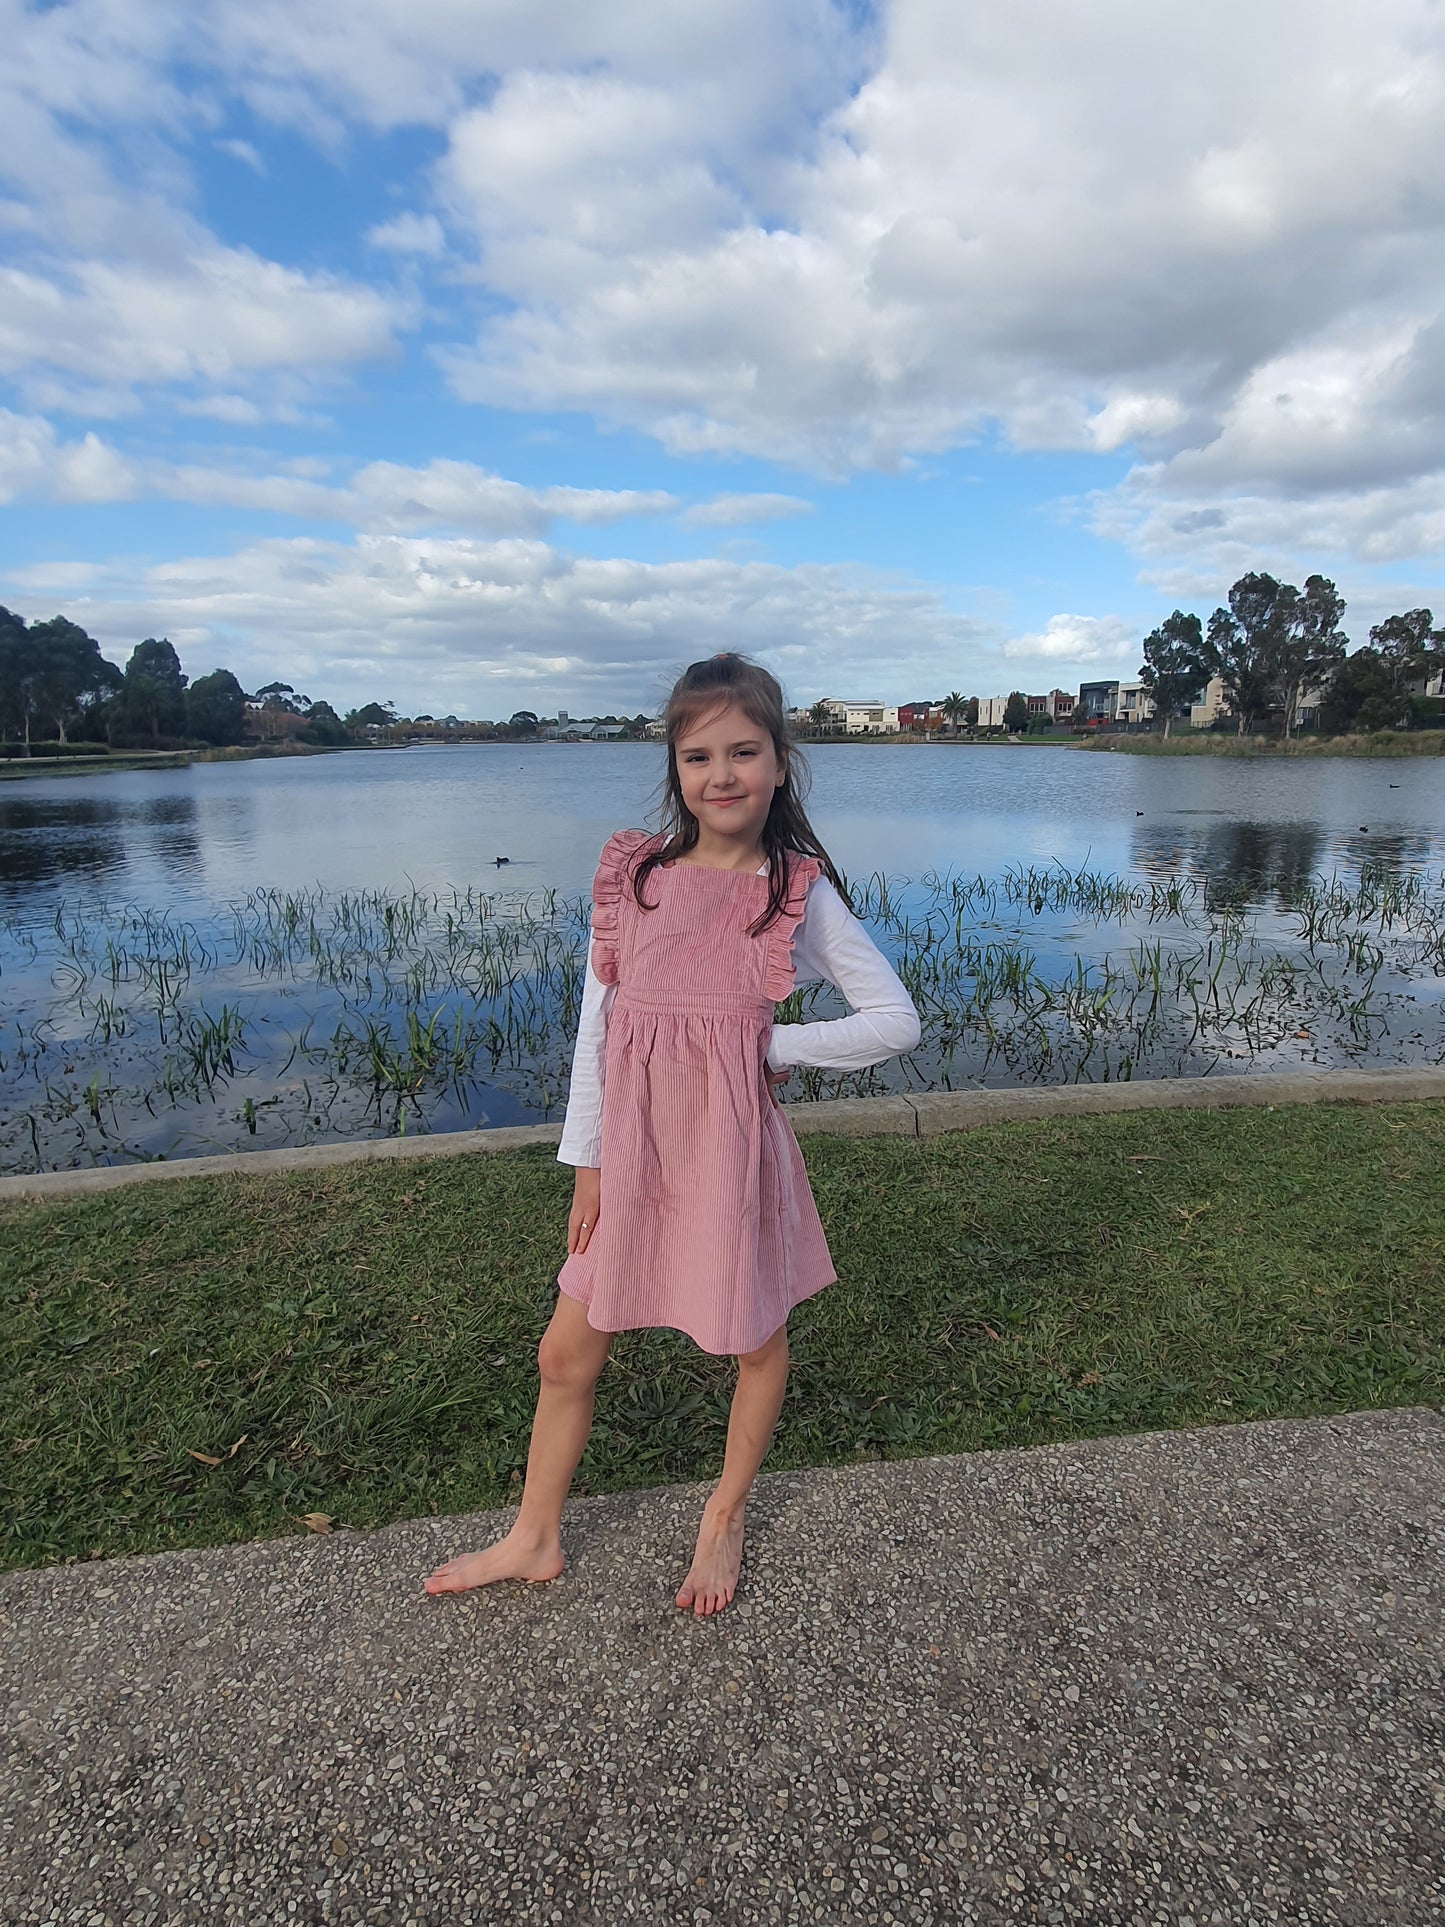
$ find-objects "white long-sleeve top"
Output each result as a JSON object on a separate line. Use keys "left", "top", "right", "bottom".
{"left": 556, "top": 863, "right": 921, "bottom": 1168}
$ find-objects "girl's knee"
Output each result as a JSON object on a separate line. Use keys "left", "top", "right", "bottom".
{"left": 537, "top": 1323, "right": 604, "bottom": 1391}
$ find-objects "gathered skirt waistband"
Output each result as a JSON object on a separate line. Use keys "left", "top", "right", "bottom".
{"left": 614, "top": 986, "right": 774, "bottom": 1020}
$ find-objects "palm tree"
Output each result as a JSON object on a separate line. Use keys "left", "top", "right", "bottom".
{"left": 942, "top": 691, "right": 966, "bottom": 736}
{"left": 808, "top": 699, "right": 832, "bottom": 737}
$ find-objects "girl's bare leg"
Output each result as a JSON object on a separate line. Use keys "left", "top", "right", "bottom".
{"left": 424, "top": 1294, "right": 612, "bottom": 1594}
{"left": 676, "top": 1322, "right": 789, "bottom": 1617}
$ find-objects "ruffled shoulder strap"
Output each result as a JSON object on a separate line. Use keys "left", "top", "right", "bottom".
{"left": 588, "top": 828, "right": 657, "bottom": 984}
{"left": 761, "top": 850, "right": 822, "bottom": 1001}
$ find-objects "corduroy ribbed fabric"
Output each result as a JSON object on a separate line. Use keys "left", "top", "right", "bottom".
{"left": 556, "top": 828, "right": 837, "bottom": 1355}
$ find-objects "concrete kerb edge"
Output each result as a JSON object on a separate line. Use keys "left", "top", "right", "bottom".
{"left": 5, "top": 1065, "right": 1444, "bottom": 1203}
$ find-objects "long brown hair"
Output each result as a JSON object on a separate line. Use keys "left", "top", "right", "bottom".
{"left": 631, "top": 652, "right": 852, "bottom": 935}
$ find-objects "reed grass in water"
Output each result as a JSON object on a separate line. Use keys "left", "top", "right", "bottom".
{"left": 2, "top": 862, "right": 1443, "bottom": 1171}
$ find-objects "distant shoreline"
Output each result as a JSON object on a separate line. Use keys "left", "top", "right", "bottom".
{"left": 0, "top": 742, "right": 386, "bottom": 782}
{"left": 4, "top": 728, "right": 1441, "bottom": 781}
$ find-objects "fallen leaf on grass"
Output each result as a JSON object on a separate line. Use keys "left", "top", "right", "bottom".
{"left": 300, "top": 1513, "right": 334, "bottom": 1533}
{"left": 186, "top": 1449, "right": 223, "bottom": 1467}
{"left": 1124, "top": 1155, "right": 1161, "bottom": 1162}
{"left": 1078, "top": 1372, "right": 1102, "bottom": 1387}
{"left": 980, "top": 1324, "right": 1002, "bottom": 1342}
{"left": 225, "top": 1435, "right": 247, "bottom": 1459}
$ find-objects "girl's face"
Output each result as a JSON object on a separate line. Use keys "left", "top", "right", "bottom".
{"left": 673, "top": 701, "right": 785, "bottom": 851}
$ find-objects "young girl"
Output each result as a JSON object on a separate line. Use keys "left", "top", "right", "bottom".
{"left": 425, "top": 653, "right": 920, "bottom": 1616}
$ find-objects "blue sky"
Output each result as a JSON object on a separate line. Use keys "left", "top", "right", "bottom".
{"left": 3, "top": 0, "right": 1443, "bottom": 719}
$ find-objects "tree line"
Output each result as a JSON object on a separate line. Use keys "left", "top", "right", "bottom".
{"left": 0, "top": 612, "right": 440, "bottom": 756}
{"left": 5, "top": 578, "right": 1442, "bottom": 757}
{"left": 0, "top": 608, "right": 665, "bottom": 756}
{"left": 1137, "top": 574, "right": 1444, "bottom": 740}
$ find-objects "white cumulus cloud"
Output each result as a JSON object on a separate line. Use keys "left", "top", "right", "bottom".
{"left": 8, "top": 532, "right": 992, "bottom": 717}
{"left": 0, "top": 421, "right": 680, "bottom": 535}
{"left": 680, "top": 493, "right": 816, "bottom": 528}
{"left": 365, "top": 212, "right": 446, "bottom": 256}
{"left": 1002, "top": 615, "right": 1138, "bottom": 664}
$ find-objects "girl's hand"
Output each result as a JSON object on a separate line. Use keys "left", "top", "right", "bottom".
{"left": 568, "top": 1167, "right": 601, "bottom": 1255}
{"left": 764, "top": 1066, "right": 791, "bottom": 1108}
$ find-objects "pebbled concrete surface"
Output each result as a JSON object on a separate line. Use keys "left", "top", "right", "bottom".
{"left": 2, "top": 1407, "right": 1442, "bottom": 1925}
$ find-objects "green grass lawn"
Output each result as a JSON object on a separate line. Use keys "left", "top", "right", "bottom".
{"left": 3, "top": 1101, "right": 1441, "bottom": 1571}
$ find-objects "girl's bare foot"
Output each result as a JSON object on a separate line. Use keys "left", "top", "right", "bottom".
{"left": 676, "top": 1501, "right": 745, "bottom": 1617}
{"left": 424, "top": 1530, "right": 564, "bottom": 1595}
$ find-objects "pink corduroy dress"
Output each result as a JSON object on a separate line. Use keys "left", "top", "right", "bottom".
{"left": 556, "top": 827, "right": 838, "bottom": 1355}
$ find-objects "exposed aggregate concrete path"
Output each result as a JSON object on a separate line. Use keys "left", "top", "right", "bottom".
{"left": 3, "top": 1407, "right": 1441, "bottom": 1925}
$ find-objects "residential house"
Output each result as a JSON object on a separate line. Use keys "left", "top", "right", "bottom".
{"left": 1076, "top": 679, "right": 1120, "bottom": 724}
{"left": 1115, "top": 681, "right": 1155, "bottom": 727}
{"left": 818, "top": 698, "right": 890, "bottom": 734}
{"left": 1023, "top": 691, "right": 1072, "bottom": 724}
{"left": 1189, "top": 676, "right": 1228, "bottom": 729}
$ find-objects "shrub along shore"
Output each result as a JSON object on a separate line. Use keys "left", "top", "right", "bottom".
{"left": 1080, "top": 729, "right": 1445, "bottom": 757}
{"left": 4, "top": 1099, "right": 1441, "bottom": 1573}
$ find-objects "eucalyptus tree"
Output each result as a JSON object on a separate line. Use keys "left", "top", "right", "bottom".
{"left": 0, "top": 609, "right": 120, "bottom": 749}
{"left": 1317, "top": 648, "right": 1402, "bottom": 734}
{"left": 0, "top": 607, "right": 42, "bottom": 750}
{"left": 1370, "top": 608, "right": 1444, "bottom": 690}
{"left": 1138, "top": 610, "right": 1210, "bottom": 738}
{"left": 1205, "top": 574, "right": 1289, "bottom": 735}
{"left": 1274, "top": 575, "right": 1348, "bottom": 741}
{"left": 186, "top": 669, "right": 249, "bottom": 746}
{"left": 121, "top": 637, "right": 188, "bottom": 742}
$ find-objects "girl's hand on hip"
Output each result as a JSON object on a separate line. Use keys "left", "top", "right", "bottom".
{"left": 764, "top": 1066, "right": 791, "bottom": 1108}
{"left": 568, "top": 1167, "right": 601, "bottom": 1255}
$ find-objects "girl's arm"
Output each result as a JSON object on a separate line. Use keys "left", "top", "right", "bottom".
{"left": 766, "top": 877, "right": 921, "bottom": 1070}
{"left": 556, "top": 938, "right": 615, "bottom": 1168}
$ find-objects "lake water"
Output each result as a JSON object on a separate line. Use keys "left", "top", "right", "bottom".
{"left": 4, "top": 741, "right": 1444, "bottom": 908}
{"left": 3, "top": 743, "right": 1443, "bottom": 1170}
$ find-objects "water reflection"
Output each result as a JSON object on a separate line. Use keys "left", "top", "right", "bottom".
{"left": 0, "top": 792, "right": 204, "bottom": 896}
{"left": 1331, "top": 828, "right": 1437, "bottom": 877}
{"left": 1, "top": 743, "right": 1442, "bottom": 916}
{"left": 1130, "top": 815, "right": 1443, "bottom": 907}
{"left": 0, "top": 798, "right": 127, "bottom": 893}
{"left": 141, "top": 795, "right": 203, "bottom": 882}
{"left": 1135, "top": 820, "right": 1326, "bottom": 901}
